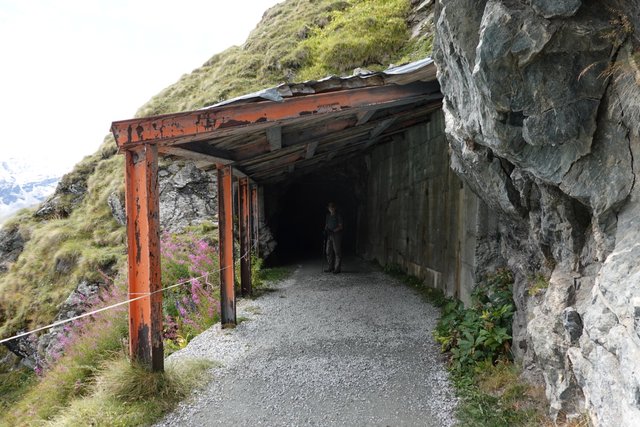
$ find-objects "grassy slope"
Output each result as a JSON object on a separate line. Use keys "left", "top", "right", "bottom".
{"left": 0, "top": 0, "right": 431, "bottom": 341}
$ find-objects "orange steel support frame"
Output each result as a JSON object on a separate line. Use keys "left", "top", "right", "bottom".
{"left": 238, "top": 177, "right": 252, "bottom": 297}
{"left": 124, "top": 144, "right": 164, "bottom": 371}
{"left": 111, "top": 83, "right": 435, "bottom": 148}
{"left": 218, "top": 165, "right": 236, "bottom": 325}
{"left": 251, "top": 185, "right": 259, "bottom": 258}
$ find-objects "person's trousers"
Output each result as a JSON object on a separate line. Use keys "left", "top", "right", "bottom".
{"left": 325, "top": 232, "right": 342, "bottom": 272}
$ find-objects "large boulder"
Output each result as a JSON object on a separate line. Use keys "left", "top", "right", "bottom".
{"left": 107, "top": 161, "right": 218, "bottom": 233}
{"left": 434, "top": 0, "right": 640, "bottom": 423}
{"left": 159, "top": 161, "right": 217, "bottom": 232}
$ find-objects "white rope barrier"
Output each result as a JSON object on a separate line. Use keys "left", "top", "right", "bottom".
{"left": 0, "top": 240, "right": 260, "bottom": 345}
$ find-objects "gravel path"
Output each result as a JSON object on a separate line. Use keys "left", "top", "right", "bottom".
{"left": 157, "top": 258, "right": 458, "bottom": 426}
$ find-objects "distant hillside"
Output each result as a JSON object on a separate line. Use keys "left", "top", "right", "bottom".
{"left": 0, "top": 0, "right": 433, "bottom": 348}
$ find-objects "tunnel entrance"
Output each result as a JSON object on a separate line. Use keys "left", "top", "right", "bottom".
{"left": 263, "top": 159, "right": 367, "bottom": 266}
{"left": 111, "top": 56, "right": 489, "bottom": 367}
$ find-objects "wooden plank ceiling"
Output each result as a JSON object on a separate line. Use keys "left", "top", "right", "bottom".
{"left": 111, "top": 58, "right": 442, "bottom": 184}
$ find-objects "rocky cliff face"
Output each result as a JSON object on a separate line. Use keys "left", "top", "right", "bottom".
{"left": 434, "top": 0, "right": 640, "bottom": 424}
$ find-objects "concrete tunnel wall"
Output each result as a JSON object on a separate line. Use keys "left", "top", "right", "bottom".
{"left": 359, "top": 109, "right": 496, "bottom": 304}
{"left": 262, "top": 109, "right": 496, "bottom": 304}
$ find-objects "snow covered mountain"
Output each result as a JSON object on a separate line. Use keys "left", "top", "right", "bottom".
{"left": 0, "top": 159, "right": 61, "bottom": 224}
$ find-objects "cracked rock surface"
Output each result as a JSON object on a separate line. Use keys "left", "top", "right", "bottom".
{"left": 156, "top": 259, "right": 458, "bottom": 426}
{"left": 434, "top": 0, "right": 640, "bottom": 423}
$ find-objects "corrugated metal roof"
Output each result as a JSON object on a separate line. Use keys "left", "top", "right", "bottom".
{"left": 209, "top": 58, "right": 436, "bottom": 108}
{"left": 111, "top": 57, "right": 442, "bottom": 183}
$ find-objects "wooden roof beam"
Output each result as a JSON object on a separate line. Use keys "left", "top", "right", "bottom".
{"left": 159, "top": 146, "right": 234, "bottom": 165}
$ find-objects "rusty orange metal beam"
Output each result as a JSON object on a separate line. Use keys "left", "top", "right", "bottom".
{"left": 217, "top": 165, "right": 236, "bottom": 326}
{"left": 238, "top": 177, "right": 251, "bottom": 297}
{"left": 111, "top": 83, "right": 438, "bottom": 149}
{"left": 124, "top": 144, "right": 163, "bottom": 371}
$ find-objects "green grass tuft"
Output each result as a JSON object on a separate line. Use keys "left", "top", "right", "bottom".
{"left": 257, "top": 266, "right": 293, "bottom": 283}
{"left": 48, "top": 358, "right": 214, "bottom": 427}
{"left": 453, "top": 361, "right": 554, "bottom": 427}
{"left": 528, "top": 273, "right": 549, "bottom": 297}
{"left": 0, "top": 347, "right": 36, "bottom": 415}
{"left": 3, "top": 284, "right": 129, "bottom": 425}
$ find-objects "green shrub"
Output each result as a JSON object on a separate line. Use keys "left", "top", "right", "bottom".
{"left": 434, "top": 269, "right": 515, "bottom": 373}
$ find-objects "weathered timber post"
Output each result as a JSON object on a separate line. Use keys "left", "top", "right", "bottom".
{"left": 251, "top": 185, "right": 260, "bottom": 258}
{"left": 124, "top": 144, "right": 164, "bottom": 371}
{"left": 217, "top": 165, "right": 236, "bottom": 326}
{"left": 238, "top": 177, "right": 252, "bottom": 297}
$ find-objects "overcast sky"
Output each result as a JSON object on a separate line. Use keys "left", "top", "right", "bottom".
{"left": 0, "top": 0, "right": 282, "bottom": 176}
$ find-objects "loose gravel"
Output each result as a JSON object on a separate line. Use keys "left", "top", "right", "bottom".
{"left": 157, "top": 258, "right": 458, "bottom": 426}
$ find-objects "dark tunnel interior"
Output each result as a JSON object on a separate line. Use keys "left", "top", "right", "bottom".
{"left": 263, "top": 163, "right": 365, "bottom": 266}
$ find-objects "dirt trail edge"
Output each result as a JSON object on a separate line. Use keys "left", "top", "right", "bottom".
{"left": 156, "top": 259, "right": 458, "bottom": 426}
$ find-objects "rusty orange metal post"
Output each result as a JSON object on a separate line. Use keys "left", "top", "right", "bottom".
{"left": 251, "top": 185, "right": 259, "bottom": 258}
{"left": 217, "top": 165, "right": 236, "bottom": 326}
{"left": 238, "top": 177, "right": 252, "bottom": 297}
{"left": 124, "top": 144, "right": 163, "bottom": 371}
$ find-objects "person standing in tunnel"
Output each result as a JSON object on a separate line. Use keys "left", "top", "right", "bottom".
{"left": 324, "top": 201, "right": 343, "bottom": 274}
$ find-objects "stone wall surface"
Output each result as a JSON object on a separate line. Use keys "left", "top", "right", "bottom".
{"left": 433, "top": 0, "right": 640, "bottom": 423}
{"left": 361, "top": 111, "right": 497, "bottom": 302}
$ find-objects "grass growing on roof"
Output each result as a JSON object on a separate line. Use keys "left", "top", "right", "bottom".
{"left": 296, "top": 0, "right": 411, "bottom": 80}
{"left": 135, "top": 0, "right": 429, "bottom": 118}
